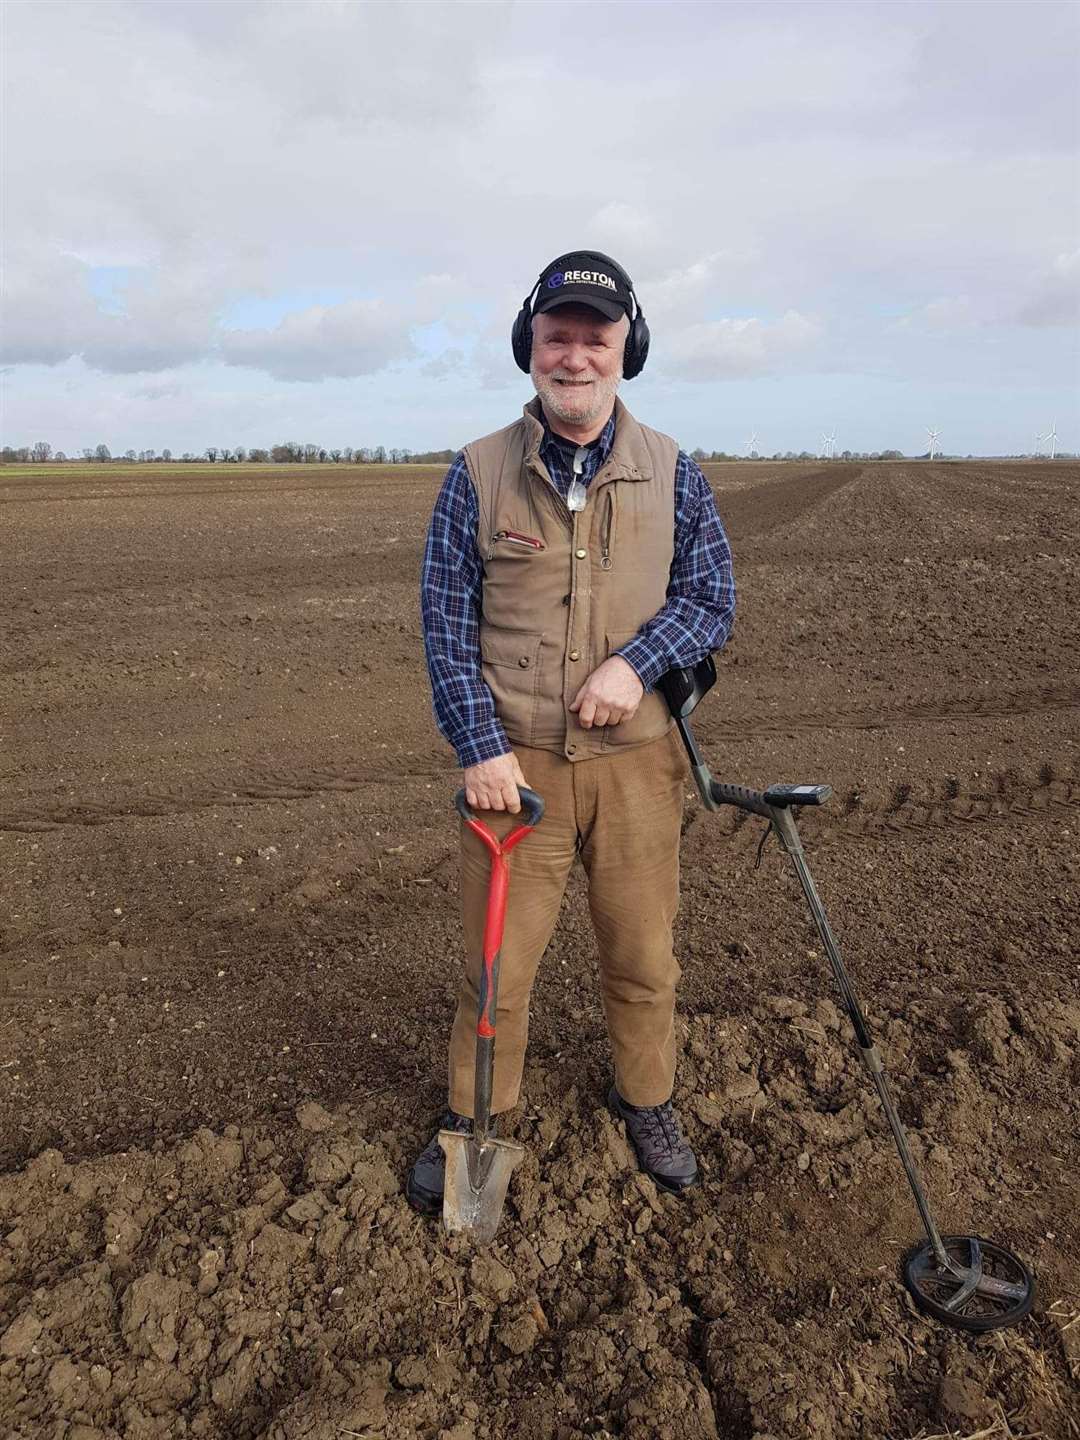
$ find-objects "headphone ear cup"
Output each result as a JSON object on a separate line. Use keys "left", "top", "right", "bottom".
{"left": 623, "top": 314, "right": 650, "bottom": 380}
{"left": 511, "top": 306, "right": 533, "bottom": 374}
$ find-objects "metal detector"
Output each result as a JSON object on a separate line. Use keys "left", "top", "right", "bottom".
{"left": 660, "top": 657, "right": 1035, "bottom": 1332}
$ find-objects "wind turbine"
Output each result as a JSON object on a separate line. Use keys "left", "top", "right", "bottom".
{"left": 744, "top": 432, "right": 758, "bottom": 458}
{"left": 1033, "top": 430, "right": 1043, "bottom": 457}
{"left": 927, "top": 426, "right": 941, "bottom": 461}
{"left": 821, "top": 428, "right": 837, "bottom": 459}
{"left": 1045, "top": 422, "right": 1057, "bottom": 460}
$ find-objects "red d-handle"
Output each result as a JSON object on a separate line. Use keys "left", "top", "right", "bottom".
{"left": 454, "top": 786, "right": 544, "bottom": 836}
{"left": 453, "top": 787, "right": 544, "bottom": 1037}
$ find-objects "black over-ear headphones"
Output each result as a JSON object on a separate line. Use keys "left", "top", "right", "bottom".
{"left": 511, "top": 251, "right": 650, "bottom": 379}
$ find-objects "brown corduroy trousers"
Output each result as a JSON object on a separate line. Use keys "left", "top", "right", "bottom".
{"left": 448, "top": 728, "right": 688, "bottom": 1116}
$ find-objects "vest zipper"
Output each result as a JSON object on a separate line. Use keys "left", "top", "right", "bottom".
{"left": 600, "top": 490, "right": 615, "bottom": 570}
{"left": 487, "top": 528, "right": 546, "bottom": 560}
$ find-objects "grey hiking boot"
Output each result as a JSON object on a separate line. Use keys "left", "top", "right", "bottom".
{"left": 405, "top": 1109, "right": 485, "bottom": 1217}
{"left": 608, "top": 1086, "right": 700, "bottom": 1193}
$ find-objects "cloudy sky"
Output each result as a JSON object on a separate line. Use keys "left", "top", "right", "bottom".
{"left": 3, "top": 0, "right": 1078, "bottom": 457}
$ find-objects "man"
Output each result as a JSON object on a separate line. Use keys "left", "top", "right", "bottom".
{"left": 410, "top": 249, "right": 735, "bottom": 1215}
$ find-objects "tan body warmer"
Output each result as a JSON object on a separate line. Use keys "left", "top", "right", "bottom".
{"left": 463, "top": 396, "right": 679, "bottom": 761}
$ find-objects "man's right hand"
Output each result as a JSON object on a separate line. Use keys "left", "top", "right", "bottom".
{"left": 463, "top": 752, "right": 529, "bottom": 813}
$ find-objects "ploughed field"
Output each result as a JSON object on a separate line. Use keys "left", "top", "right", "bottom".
{"left": 1, "top": 459, "right": 1077, "bottom": 1440}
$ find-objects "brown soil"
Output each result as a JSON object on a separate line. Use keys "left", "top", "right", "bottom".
{"left": 1, "top": 459, "right": 1078, "bottom": 1440}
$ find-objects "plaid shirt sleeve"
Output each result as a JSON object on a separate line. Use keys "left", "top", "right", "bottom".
{"left": 420, "top": 454, "right": 512, "bottom": 768}
{"left": 614, "top": 452, "right": 736, "bottom": 691}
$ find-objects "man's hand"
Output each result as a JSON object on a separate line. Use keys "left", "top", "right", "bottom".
{"left": 463, "top": 752, "right": 530, "bottom": 812}
{"left": 569, "top": 655, "right": 644, "bottom": 730}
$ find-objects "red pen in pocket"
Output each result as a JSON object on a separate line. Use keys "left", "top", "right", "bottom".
{"left": 493, "top": 529, "right": 545, "bottom": 550}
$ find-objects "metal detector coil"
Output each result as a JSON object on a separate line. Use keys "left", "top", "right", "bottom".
{"left": 902, "top": 1236, "right": 1035, "bottom": 1332}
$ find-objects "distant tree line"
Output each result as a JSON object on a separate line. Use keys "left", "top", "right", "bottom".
{"left": 690, "top": 447, "right": 909, "bottom": 462}
{"left": 0, "top": 442, "right": 458, "bottom": 465}
{"left": 2, "top": 442, "right": 909, "bottom": 465}
{"left": 4, "top": 442, "right": 1072, "bottom": 466}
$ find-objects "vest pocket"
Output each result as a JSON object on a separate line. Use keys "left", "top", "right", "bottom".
{"left": 480, "top": 624, "right": 545, "bottom": 747}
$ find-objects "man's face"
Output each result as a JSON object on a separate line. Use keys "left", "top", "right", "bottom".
{"left": 530, "top": 305, "right": 628, "bottom": 427}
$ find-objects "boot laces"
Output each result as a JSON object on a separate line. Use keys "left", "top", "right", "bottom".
{"left": 639, "top": 1102, "right": 682, "bottom": 1154}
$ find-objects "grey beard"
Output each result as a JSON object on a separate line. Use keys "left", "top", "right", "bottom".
{"left": 530, "top": 365, "right": 621, "bottom": 427}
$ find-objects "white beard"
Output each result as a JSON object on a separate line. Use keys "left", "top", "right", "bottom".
{"left": 530, "top": 363, "right": 622, "bottom": 428}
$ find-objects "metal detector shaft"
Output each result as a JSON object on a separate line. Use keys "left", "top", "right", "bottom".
{"left": 699, "top": 772, "right": 951, "bottom": 1266}
{"left": 672, "top": 715, "right": 720, "bottom": 812}
{"left": 768, "top": 806, "right": 949, "bottom": 1267}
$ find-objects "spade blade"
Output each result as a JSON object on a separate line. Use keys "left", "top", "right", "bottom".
{"left": 439, "top": 1130, "right": 524, "bottom": 1244}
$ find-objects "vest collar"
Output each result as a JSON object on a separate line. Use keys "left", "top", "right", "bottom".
{"left": 522, "top": 395, "right": 653, "bottom": 482}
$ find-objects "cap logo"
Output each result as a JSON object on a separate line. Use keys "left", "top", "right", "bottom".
{"left": 545, "top": 269, "right": 617, "bottom": 292}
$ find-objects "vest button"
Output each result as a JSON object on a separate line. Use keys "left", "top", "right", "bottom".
{"left": 518, "top": 656, "right": 530, "bottom": 668}
{"left": 566, "top": 744, "right": 577, "bottom": 755}
{"left": 569, "top": 649, "right": 580, "bottom": 661}
{"left": 575, "top": 548, "right": 587, "bottom": 559}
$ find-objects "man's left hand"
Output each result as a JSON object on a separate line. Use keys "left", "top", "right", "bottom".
{"left": 569, "top": 655, "right": 644, "bottom": 729}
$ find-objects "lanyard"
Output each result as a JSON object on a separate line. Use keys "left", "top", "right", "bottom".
{"left": 567, "top": 445, "right": 588, "bottom": 512}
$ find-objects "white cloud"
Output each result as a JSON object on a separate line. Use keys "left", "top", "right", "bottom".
{"left": 583, "top": 204, "right": 669, "bottom": 271}
{"left": 1014, "top": 250, "right": 1080, "bottom": 327}
{"left": 420, "top": 348, "right": 468, "bottom": 381}
{"left": 221, "top": 299, "right": 415, "bottom": 382}
{"left": 1, "top": 248, "right": 100, "bottom": 367}
{"left": 891, "top": 296, "right": 979, "bottom": 334}
{"left": 642, "top": 253, "right": 762, "bottom": 327}
{"left": 0, "top": 248, "right": 219, "bottom": 373}
{"left": 84, "top": 275, "right": 220, "bottom": 374}
{"left": 662, "top": 311, "right": 823, "bottom": 381}
{"left": 409, "top": 275, "right": 461, "bottom": 326}
{"left": 892, "top": 252, "right": 1080, "bottom": 335}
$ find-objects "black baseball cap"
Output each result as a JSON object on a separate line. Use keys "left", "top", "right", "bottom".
{"left": 532, "top": 250, "right": 632, "bottom": 323}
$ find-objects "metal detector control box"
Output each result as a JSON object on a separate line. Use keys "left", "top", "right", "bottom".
{"left": 762, "top": 783, "right": 832, "bottom": 807}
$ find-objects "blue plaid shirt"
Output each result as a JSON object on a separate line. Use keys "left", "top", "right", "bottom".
{"left": 421, "top": 407, "right": 735, "bottom": 768}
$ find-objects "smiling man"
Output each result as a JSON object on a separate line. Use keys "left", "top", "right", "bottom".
{"left": 411, "top": 249, "right": 736, "bottom": 1215}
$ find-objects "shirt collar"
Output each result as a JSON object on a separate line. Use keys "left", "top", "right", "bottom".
{"left": 539, "top": 407, "right": 617, "bottom": 468}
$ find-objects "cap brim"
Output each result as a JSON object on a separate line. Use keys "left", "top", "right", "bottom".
{"left": 534, "top": 289, "right": 626, "bottom": 323}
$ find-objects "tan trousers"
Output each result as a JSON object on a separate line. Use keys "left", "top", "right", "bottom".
{"left": 448, "top": 728, "right": 688, "bottom": 1115}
